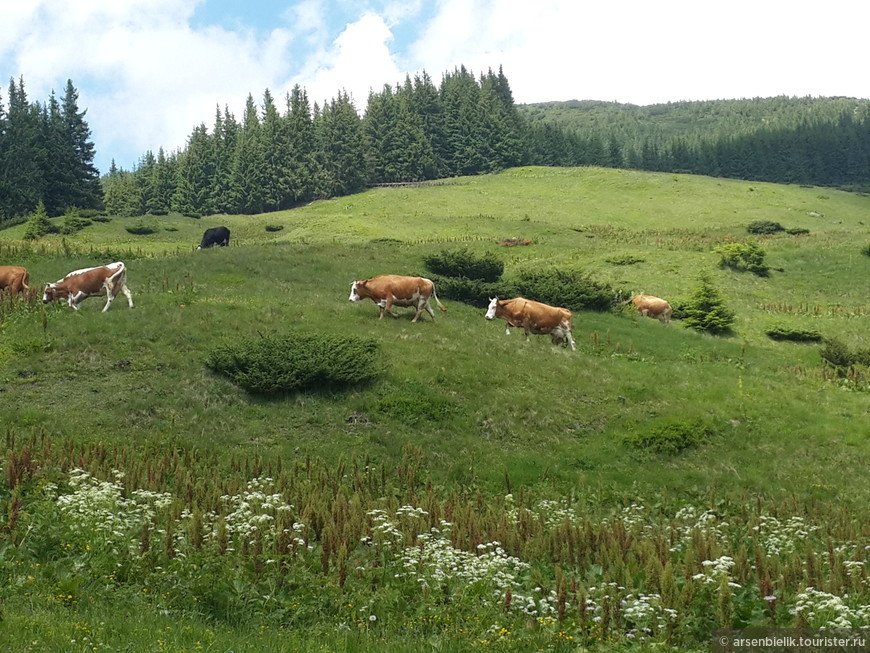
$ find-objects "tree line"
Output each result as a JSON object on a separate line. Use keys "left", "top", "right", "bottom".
{"left": 2, "top": 69, "right": 870, "bottom": 224}
{"left": 0, "top": 77, "right": 102, "bottom": 224}
{"left": 101, "top": 66, "right": 523, "bottom": 217}
{"left": 522, "top": 97, "right": 870, "bottom": 188}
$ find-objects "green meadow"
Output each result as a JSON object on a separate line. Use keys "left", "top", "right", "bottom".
{"left": 0, "top": 167, "right": 868, "bottom": 651}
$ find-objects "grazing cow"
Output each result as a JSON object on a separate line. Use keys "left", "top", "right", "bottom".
{"left": 0, "top": 266, "right": 30, "bottom": 294}
{"left": 349, "top": 275, "right": 447, "bottom": 322}
{"left": 485, "top": 297, "right": 576, "bottom": 350}
{"left": 632, "top": 294, "right": 672, "bottom": 323}
{"left": 43, "top": 261, "right": 134, "bottom": 312}
{"left": 197, "top": 226, "right": 231, "bottom": 249}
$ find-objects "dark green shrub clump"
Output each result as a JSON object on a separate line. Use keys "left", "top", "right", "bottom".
{"left": 766, "top": 325, "right": 823, "bottom": 342}
{"left": 124, "top": 219, "right": 159, "bottom": 235}
{"left": 746, "top": 220, "right": 784, "bottom": 234}
{"left": 265, "top": 224, "right": 284, "bottom": 232}
{"left": 862, "top": 244, "right": 870, "bottom": 257}
{"left": 424, "top": 248, "right": 504, "bottom": 282}
{"left": 820, "top": 338, "right": 870, "bottom": 369}
{"left": 206, "top": 333, "right": 384, "bottom": 394}
{"left": 429, "top": 275, "right": 505, "bottom": 308}
{"left": 625, "top": 417, "right": 716, "bottom": 454}
{"left": 513, "top": 268, "right": 614, "bottom": 312}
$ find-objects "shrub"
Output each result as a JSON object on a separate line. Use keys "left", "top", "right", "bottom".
{"left": 682, "top": 273, "right": 735, "bottom": 335}
{"left": 714, "top": 242, "right": 770, "bottom": 277}
{"left": 124, "top": 219, "right": 159, "bottom": 235}
{"left": 424, "top": 248, "right": 504, "bottom": 282}
{"left": 60, "top": 208, "right": 93, "bottom": 235}
{"left": 265, "top": 224, "right": 284, "bottom": 232}
{"left": 862, "top": 244, "right": 870, "bottom": 257}
{"left": 625, "top": 417, "right": 716, "bottom": 454}
{"left": 429, "top": 275, "right": 506, "bottom": 308}
{"left": 605, "top": 254, "right": 645, "bottom": 266}
{"left": 766, "top": 325, "right": 823, "bottom": 342}
{"left": 206, "top": 333, "right": 384, "bottom": 394}
{"left": 820, "top": 338, "right": 854, "bottom": 369}
{"left": 785, "top": 227, "right": 810, "bottom": 235}
{"left": 91, "top": 215, "right": 112, "bottom": 223}
{"left": 512, "top": 268, "right": 614, "bottom": 312}
{"left": 746, "top": 220, "right": 784, "bottom": 234}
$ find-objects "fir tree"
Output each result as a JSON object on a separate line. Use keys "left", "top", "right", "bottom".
{"left": 23, "top": 200, "right": 54, "bottom": 239}
{"left": 682, "top": 272, "right": 736, "bottom": 335}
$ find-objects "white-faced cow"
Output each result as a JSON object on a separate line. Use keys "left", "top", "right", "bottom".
{"left": 632, "top": 294, "right": 672, "bottom": 323}
{"left": 43, "top": 262, "right": 134, "bottom": 312}
{"left": 349, "top": 275, "right": 447, "bottom": 322}
{"left": 197, "top": 226, "right": 231, "bottom": 249}
{"left": 485, "top": 297, "right": 576, "bottom": 350}
{"left": 0, "top": 266, "right": 30, "bottom": 294}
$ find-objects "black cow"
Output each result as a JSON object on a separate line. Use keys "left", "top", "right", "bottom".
{"left": 197, "top": 226, "right": 231, "bottom": 250}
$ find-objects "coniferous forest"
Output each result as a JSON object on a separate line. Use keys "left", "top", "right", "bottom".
{"left": 2, "top": 67, "right": 870, "bottom": 223}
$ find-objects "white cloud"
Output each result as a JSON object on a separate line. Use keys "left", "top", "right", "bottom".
{"left": 2, "top": 0, "right": 868, "bottom": 174}
{"left": 299, "top": 13, "right": 403, "bottom": 109}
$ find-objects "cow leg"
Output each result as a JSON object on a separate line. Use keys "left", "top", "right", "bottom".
{"left": 102, "top": 293, "right": 115, "bottom": 312}
{"left": 384, "top": 296, "right": 399, "bottom": 318}
{"left": 121, "top": 284, "right": 134, "bottom": 308}
{"left": 424, "top": 300, "right": 436, "bottom": 321}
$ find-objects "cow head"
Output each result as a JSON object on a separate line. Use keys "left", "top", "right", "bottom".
{"left": 348, "top": 280, "right": 364, "bottom": 302}
{"left": 42, "top": 283, "right": 62, "bottom": 304}
{"left": 484, "top": 297, "right": 499, "bottom": 320}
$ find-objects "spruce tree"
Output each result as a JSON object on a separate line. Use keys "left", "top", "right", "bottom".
{"left": 231, "top": 94, "right": 266, "bottom": 213}
{"left": 284, "top": 85, "right": 316, "bottom": 204}
{"left": 23, "top": 200, "right": 54, "bottom": 239}
{"left": 682, "top": 272, "right": 736, "bottom": 335}
{"left": 60, "top": 79, "right": 102, "bottom": 210}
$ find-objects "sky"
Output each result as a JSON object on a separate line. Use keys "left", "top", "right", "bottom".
{"left": 2, "top": 0, "right": 868, "bottom": 175}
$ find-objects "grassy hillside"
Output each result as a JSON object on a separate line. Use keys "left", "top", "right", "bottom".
{"left": 1, "top": 167, "right": 868, "bottom": 651}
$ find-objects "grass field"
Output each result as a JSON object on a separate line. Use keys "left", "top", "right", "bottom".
{"left": 0, "top": 167, "right": 868, "bottom": 651}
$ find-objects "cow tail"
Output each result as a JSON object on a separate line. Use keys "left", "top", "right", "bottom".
{"left": 22, "top": 268, "right": 30, "bottom": 290}
{"left": 431, "top": 284, "right": 447, "bottom": 312}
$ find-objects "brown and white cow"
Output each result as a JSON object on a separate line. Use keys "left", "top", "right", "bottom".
{"left": 0, "top": 266, "right": 30, "bottom": 294}
{"left": 43, "top": 261, "right": 134, "bottom": 312}
{"left": 485, "top": 297, "right": 576, "bottom": 350}
{"left": 632, "top": 294, "right": 672, "bottom": 323}
{"left": 349, "top": 275, "right": 447, "bottom": 322}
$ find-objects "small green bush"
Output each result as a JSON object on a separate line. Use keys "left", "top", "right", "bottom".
{"left": 265, "top": 224, "right": 284, "bottom": 232}
{"left": 766, "top": 325, "right": 823, "bottom": 342}
{"left": 90, "top": 215, "right": 112, "bottom": 223}
{"left": 206, "top": 333, "right": 384, "bottom": 394}
{"left": 60, "top": 208, "right": 92, "bottom": 235}
{"left": 605, "top": 254, "right": 645, "bottom": 266}
{"left": 862, "top": 244, "right": 870, "bottom": 257}
{"left": 785, "top": 227, "right": 810, "bottom": 235}
{"left": 714, "top": 242, "right": 770, "bottom": 277}
{"left": 746, "top": 220, "right": 784, "bottom": 234}
{"left": 512, "top": 268, "right": 615, "bottom": 312}
{"left": 124, "top": 219, "right": 159, "bottom": 235}
{"left": 625, "top": 417, "right": 716, "bottom": 454}
{"left": 424, "top": 248, "right": 504, "bottom": 282}
{"left": 682, "top": 273, "right": 735, "bottom": 335}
